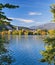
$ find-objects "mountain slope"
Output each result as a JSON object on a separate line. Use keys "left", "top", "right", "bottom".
{"left": 16, "top": 26, "right": 31, "bottom": 30}
{"left": 30, "top": 23, "right": 55, "bottom": 30}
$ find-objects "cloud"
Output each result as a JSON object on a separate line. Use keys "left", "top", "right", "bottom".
{"left": 29, "top": 12, "right": 42, "bottom": 15}
{"left": 9, "top": 17, "right": 34, "bottom": 23}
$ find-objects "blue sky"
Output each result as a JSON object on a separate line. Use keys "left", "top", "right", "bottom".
{"left": 0, "top": 0, "right": 55, "bottom": 27}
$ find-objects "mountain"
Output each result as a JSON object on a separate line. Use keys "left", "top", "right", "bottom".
{"left": 0, "top": 21, "right": 32, "bottom": 31}
{"left": 1, "top": 22, "right": 55, "bottom": 31}
{"left": 30, "top": 23, "right": 55, "bottom": 30}
{"left": 15, "top": 26, "right": 31, "bottom": 30}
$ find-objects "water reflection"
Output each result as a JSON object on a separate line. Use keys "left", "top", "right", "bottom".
{"left": 0, "top": 35, "right": 14, "bottom": 65}
{"left": 0, "top": 35, "right": 48, "bottom": 65}
{"left": 40, "top": 36, "right": 55, "bottom": 65}
{"left": 7, "top": 35, "right": 45, "bottom": 65}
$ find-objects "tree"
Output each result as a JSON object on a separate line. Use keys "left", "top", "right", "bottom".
{"left": 40, "top": 4, "right": 55, "bottom": 65}
{"left": 0, "top": 3, "right": 19, "bottom": 65}
{"left": 50, "top": 4, "right": 55, "bottom": 22}
{"left": 0, "top": 3, "right": 19, "bottom": 30}
{"left": 0, "top": 3, "right": 19, "bottom": 20}
{"left": 0, "top": 35, "right": 14, "bottom": 65}
{"left": 40, "top": 37, "right": 55, "bottom": 65}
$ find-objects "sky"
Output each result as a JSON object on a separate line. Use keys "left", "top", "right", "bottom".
{"left": 0, "top": 0, "right": 55, "bottom": 27}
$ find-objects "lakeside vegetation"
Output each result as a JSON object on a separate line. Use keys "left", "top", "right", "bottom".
{"left": 1, "top": 29, "right": 55, "bottom": 36}
{"left": 40, "top": 4, "right": 55, "bottom": 65}
{"left": 0, "top": 29, "right": 47, "bottom": 35}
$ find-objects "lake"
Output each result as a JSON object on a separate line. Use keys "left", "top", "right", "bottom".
{"left": 5, "top": 35, "right": 47, "bottom": 65}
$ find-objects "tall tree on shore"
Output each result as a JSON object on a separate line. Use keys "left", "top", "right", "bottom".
{"left": 40, "top": 4, "right": 55, "bottom": 65}
{"left": 0, "top": 3, "right": 19, "bottom": 65}
{"left": 50, "top": 4, "right": 55, "bottom": 22}
{"left": 0, "top": 3, "right": 19, "bottom": 30}
{"left": 40, "top": 37, "right": 55, "bottom": 65}
{"left": 0, "top": 3, "right": 19, "bottom": 20}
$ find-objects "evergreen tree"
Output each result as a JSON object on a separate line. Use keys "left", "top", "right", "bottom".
{"left": 0, "top": 3, "right": 19, "bottom": 30}
{"left": 50, "top": 4, "right": 55, "bottom": 22}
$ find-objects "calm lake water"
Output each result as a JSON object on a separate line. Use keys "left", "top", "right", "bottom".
{"left": 5, "top": 35, "right": 47, "bottom": 65}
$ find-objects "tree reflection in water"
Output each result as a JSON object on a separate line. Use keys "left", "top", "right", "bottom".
{"left": 40, "top": 36, "right": 55, "bottom": 65}
{"left": 0, "top": 35, "right": 14, "bottom": 65}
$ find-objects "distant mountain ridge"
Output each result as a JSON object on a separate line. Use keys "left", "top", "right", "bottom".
{"left": 30, "top": 23, "right": 55, "bottom": 30}
{"left": 1, "top": 22, "right": 55, "bottom": 31}
{"left": 18, "top": 26, "right": 30, "bottom": 30}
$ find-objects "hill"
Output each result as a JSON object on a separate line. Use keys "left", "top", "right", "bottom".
{"left": 15, "top": 26, "right": 31, "bottom": 30}
{"left": 30, "top": 23, "right": 55, "bottom": 30}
